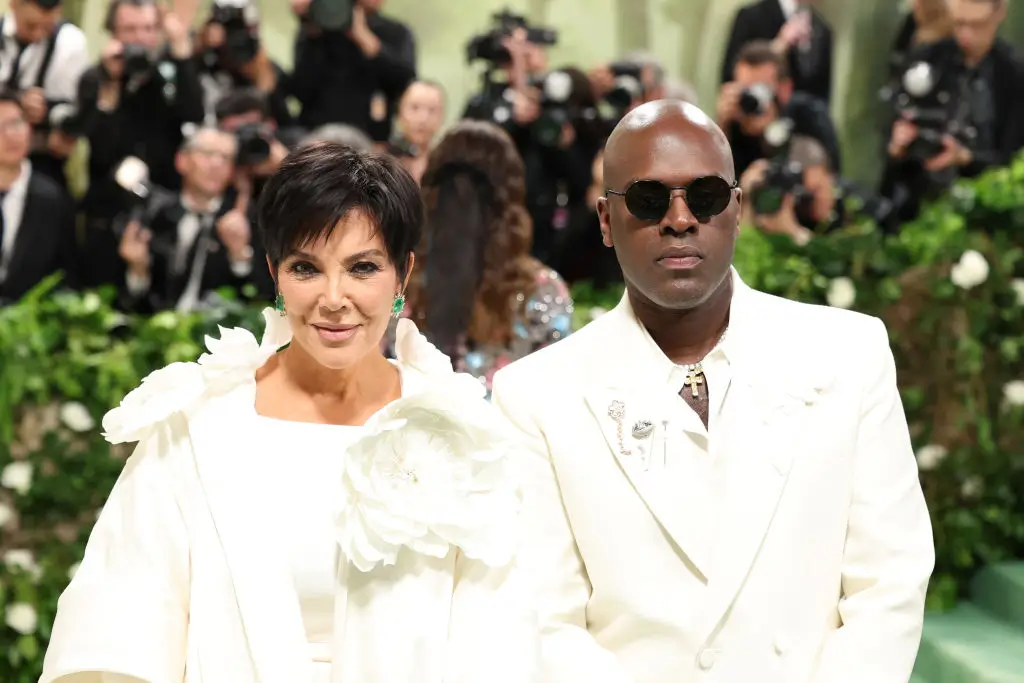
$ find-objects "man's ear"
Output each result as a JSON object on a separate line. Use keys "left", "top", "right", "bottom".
{"left": 597, "top": 196, "right": 614, "bottom": 248}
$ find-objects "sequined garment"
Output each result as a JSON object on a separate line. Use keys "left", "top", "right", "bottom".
{"left": 387, "top": 268, "right": 574, "bottom": 397}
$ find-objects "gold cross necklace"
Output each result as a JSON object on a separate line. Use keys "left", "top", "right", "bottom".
{"left": 681, "top": 325, "right": 729, "bottom": 398}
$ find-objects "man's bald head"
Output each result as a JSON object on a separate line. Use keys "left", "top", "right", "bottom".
{"left": 596, "top": 99, "right": 740, "bottom": 313}
{"left": 603, "top": 100, "right": 735, "bottom": 190}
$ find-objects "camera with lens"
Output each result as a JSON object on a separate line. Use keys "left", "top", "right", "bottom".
{"left": 308, "top": 0, "right": 354, "bottom": 31}
{"left": 465, "top": 9, "right": 557, "bottom": 66}
{"left": 120, "top": 43, "right": 154, "bottom": 81}
{"left": 209, "top": 0, "right": 260, "bottom": 65}
{"left": 749, "top": 119, "right": 808, "bottom": 215}
{"left": 235, "top": 123, "right": 273, "bottom": 166}
{"left": 880, "top": 58, "right": 977, "bottom": 164}
{"left": 112, "top": 156, "right": 175, "bottom": 232}
{"left": 738, "top": 83, "right": 774, "bottom": 117}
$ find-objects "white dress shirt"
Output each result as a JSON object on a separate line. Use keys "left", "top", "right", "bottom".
{"left": 0, "top": 13, "right": 88, "bottom": 118}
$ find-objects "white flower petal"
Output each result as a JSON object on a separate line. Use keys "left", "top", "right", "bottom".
{"left": 5, "top": 603, "right": 38, "bottom": 635}
{"left": 60, "top": 401, "right": 95, "bottom": 433}
{"left": 101, "top": 362, "right": 206, "bottom": 444}
{"left": 1, "top": 462, "right": 33, "bottom": 495}
{"left": 951, "top": 250, "right": 990, "bottom": 290}
{"left": 915, "top": 444, "right": 948, "bottom": 471}
{"left": 825, "top": 277, "right": 856, "bottom": 309}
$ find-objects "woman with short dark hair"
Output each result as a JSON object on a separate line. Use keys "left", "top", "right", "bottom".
{"left": 40, "top": 143, "right": 539, "bottom": 683}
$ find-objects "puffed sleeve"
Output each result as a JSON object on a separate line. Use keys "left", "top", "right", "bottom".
{"left": 39, "top": 421, "right": 191, "bottom": 683}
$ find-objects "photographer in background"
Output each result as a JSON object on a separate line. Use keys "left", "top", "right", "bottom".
{"left": 722, "top": 0, "right": 833, "bottom": 105}
{"left": 718, "top": 40, "right": 840, "bottom": 178}
{"left": 387, "top": 79, "right": 445, "bottom": 184}
{"left": 0, "top": 90, "right": 78, "bottom": 305}
{"left": 880, "top": 0, "right": 1024, "bottom": 222}
{"left": 214, "top": 87, "right": 292, "bottom": 210}
{"left": 195, "top": 0, "right": 292, "bottom": 127}
{"left": 290, "top": 0, "right": 415, "bottom": 142}
{"left": 75, "top": 0, "right": 204, "bottom": 289}
{"left": 0, "top": 0, "right": 88, "bottom": 188}
{"left": 117, "top": 126, "right": 272, "bottom": 313}
{"left": 741, "top": 135, "right": 896, "bottom": 243}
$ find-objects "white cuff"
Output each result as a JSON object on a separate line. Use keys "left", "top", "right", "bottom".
{"left": 125, "top": 271, "right": 151, "bottom": 296}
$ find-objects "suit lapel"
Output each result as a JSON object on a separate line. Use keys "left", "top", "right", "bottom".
{"left": 698, "top": 278, "right": 833, "bottom": 637}
{"left": 188, "top": 387, "right": 314, "bottom": 683}
{"left": 582, "top": 300, "right": 715, "bottom": 577}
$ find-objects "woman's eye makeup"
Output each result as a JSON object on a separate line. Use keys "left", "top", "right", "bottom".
{"left": 286, "top": 260, "right": 319, "bottom": 277}
{"left": 351, "top": 261, "right": 383, "bottom": 276}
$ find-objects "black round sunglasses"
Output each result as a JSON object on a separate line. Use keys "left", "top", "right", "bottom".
{"left": 605, "top": 176, "right": 739, "bottom": 223}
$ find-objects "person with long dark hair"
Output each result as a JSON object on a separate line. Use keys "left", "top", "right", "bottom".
{"left": 403, "top": 120, "right": 574, "bottom": 393}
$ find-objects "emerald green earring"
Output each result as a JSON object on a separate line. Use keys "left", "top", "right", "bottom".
{"left": 391, "top": 292, "right": 406, "bottom": 318}
{"left": 274, "top": 292, "right": 286, "bottom": 316}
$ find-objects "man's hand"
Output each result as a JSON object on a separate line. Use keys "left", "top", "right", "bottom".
{"left": 47, "top": 131, "right": 78, "bottom": 157}
{"left": 118, "top": 220, "right": 152, "bottom": 277}
{"left": 290, "top": 0, "right": 311, "bottom": 16}
{"left": 511, "top": 88, "right": 541, "bottom": 125}
{"left": 716, "top": 82, "right": 742, "bottom": 127}
{"left": 772, "top": 11, "right": 812, "bottom": 54}
{"left": 162, "top": 7, "right": 192, "bottom": 59}
{"left": 216, "top": 209, "right": 253, "bottom": 262}
{"left": 348, "top": 4, "right": 381, "bottom": 58}
{"left": 20, "top": 88, "right": 48, "bottom": 126}
{"left": 239, "top": 50, "right": 278, "bottom": 93}
{"left": 924, "top": 134, "right": 972, "bottom": 172}
{"left": 739, "top": 158, "right": 771, "bottom": 196}
{"left": 888, "top": 119, "right": 918, "bottom": 159}
{"left": 755, "top": 193, "right": 806, "bottom": 241}
{"left": 588, "top": 65, "right": 615, "bottom": 99}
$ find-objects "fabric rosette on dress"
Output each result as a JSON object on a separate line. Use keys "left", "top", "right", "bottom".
{"left": 338, "top": 320, "right": 521, "bottom": 573}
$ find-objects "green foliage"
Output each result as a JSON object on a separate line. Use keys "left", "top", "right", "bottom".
{"left": 3, "top": 157, "right": 1024, "bottom": 676}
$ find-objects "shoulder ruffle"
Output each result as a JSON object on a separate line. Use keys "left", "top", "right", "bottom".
{"left": 101, "top": 308, "right": 293, "bottom": 445}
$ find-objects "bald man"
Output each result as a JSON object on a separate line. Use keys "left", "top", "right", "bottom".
{"left": 492, "top": 100, "right": 934, "bottom": 683}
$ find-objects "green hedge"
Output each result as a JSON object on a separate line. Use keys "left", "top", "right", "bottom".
{"left": 3, "top": 161, "right": 1024, "bottom": 679}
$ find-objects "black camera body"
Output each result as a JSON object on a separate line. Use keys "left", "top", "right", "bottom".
{"left": 235, "top": 124, "right": 273, "bottom": 166}
{"left": 309, "top": 0, "right": 354, "bottom": 31}
{"left": 466, "top": 9, "right": 557, "bottom": 66}
{"left": 751, "top": 158, "right": 807, "bottom": 216}
{"left": 604, "top": 62, "right": 645, "bottom": 111}
{"left": 121, "top": 43, "right": 154, "bottom": 81}
{"left": 209, "top": 2, "right": 260, "bottom": 65}
{"left": 739, "top": 83, "right": 774, "bottom": 117}
{"left": 880, "top": 59, "right": 977, "bottom": 164}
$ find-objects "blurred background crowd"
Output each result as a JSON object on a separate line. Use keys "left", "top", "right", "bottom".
{"left": 0, "top": 0, "right": 1021, "bottom": 388}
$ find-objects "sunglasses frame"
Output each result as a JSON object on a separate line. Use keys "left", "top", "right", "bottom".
{"left": 605, "top": 176, "right": 740, "bottom": 222}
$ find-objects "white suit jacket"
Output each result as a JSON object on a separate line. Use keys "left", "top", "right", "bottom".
{"left": 39, "top": 313, "right": 539, "bottom": 683}
{"left": 491, "top": 272, "right": 935, "bottom": 683}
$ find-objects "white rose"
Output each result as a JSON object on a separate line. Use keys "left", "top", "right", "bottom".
{"left": 1012, "top": 279, "right": 1024, "bottom": 306}
{"left": 67, "top": 561, "right": 81, "bottom": 581}
{"left": 915, "top": 444, "right": 948, "bottom": 471}
{"left": 950, "top": 250, "right": 990, "bottom": 290}
{"left": 3, "top": 549, "right": 42, "bottom": 580}
{"left": 5, "top": 603, "right": 38, "bottom": 635}
{"left": 1, "top": 461, "right": 33, "bottom": 494}
{"left": 1004, "top": 380, "right": 1024, "bottom": 407}
{"left": 961, "top": 476, "right": 983, "bottom": 499}
{"left": 0, "top": 502, "right": 13, "bottom": 528}
{"left": 60, "top": 401, "right": 95, "bottom": 433}
{"left": 826, "top": 277, "right": 856, "bottom": 309}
